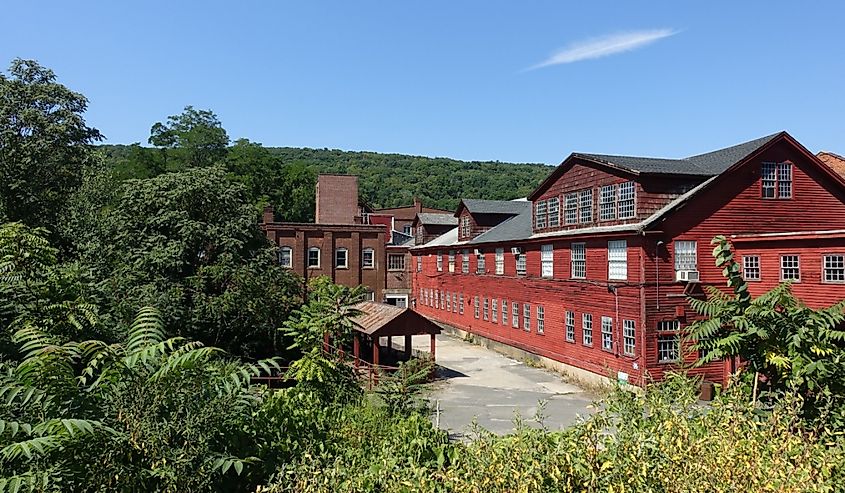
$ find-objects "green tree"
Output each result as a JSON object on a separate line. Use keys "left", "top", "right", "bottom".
{"left": 0, "top": 59, "right": 102, "bottom": 235}
{"left": 686, "top": 235, "right": 845, "bottom": 425}
{"left": 148, "top": 106, "right": 229, "bottom": 169}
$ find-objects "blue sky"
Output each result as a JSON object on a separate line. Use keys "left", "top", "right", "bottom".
{"left": 4, "top": 1, "right": 844, "bottom": 164}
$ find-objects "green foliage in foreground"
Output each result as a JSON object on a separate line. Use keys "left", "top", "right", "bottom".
{"left": 265, "top": 375, "right": 845, "bottom": 493}
{"left": 687, "top": 235, "right": 845, "bottom": 427}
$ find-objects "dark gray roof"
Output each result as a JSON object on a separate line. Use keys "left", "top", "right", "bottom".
{"left": 576, "top": 133, "right": 781, "bottom": 176}
{"left": 470, "top": 206, "right": 533, "bottom": 244}
{"left": 416, "top": 212, "right": 458, "bottom": 226}
{"left": 460, "top": 199, "right": 531, "bottom": 215}
{"left": 389, "top": 230, "right": 414, "bottom": 246}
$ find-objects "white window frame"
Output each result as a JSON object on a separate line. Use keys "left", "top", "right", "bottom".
{"left": 743, "top": 255, "right": 760, "bottom": 281}
{"left": 824, "top": 254, "right": 845, "bottom": 283}
{"left": 579, "top": 189, "right": 593, "bottom": 223}
{"left": 483, "top": 297, "right": 489, "bottom": 321}
{"left": 535, "top": 200, "right": 548, "bottom": 229}
{"left": 307, "top": 247, "right": 320, "bottom": 268}
{"left": 674, "top": 241, "right": 697, "bottom": 271}
{"left": 459, "top": 294, "right": 464, "bottom": 314}
{"left": 571, "top": 243, "right": 586, "bottom": 279}
{"left": 601, "top": 316, "right": 613, "bottom": 351}
{"left": 607, "top": 240, "right": 627, "bottom": 280}
{"left": 762, "top": 162, "right": 793, "bottom": 199}
{"left": 491, "top": 298, "right": 498, "bottom": 323}
{"left": 547, "top": 197, "right": 560, "bottom": 228}
{"left": 780, "top": 255, "right": 800, "bottom": 281}
{"left": 541, "top": 244, "right": 554, "bottom": 278}
{"left": 523, "top": 303, "right": 531, "bottom": 332}
{"left": 512, "top": 301, "right": 519, "bottom": 328}
{"left": 462, "top": 250, "right": 470, "bottom": 274}
{"left": 335, "top": 248, "right": 348, "bottom": 269}
{"left": 495, "top": 248, "right": 504, "bottom": 275}
{"left": 278, "top": 246, "right": 292, "bottom": 268}
{"left": 582, "top": 313, "right": 593, "bottom": 346}
{"left": 363, "top": 248, "right": 375, "bottom": 269}
{"left": 446, "top": 292, "right": 452, "bottom": 311}
{"left": 516, "top": 253, "right": 527, "bottom": 276}
{"left": 448, "top": 250, "right": 455, "bottom": 273}
{"left": 618, "top": 182, "right": 636, "bottom": 219}
{"left": 599, "top": 184, "right": 617, "bottom": 221}
{"left": 436, "top": 252, "right": 443, "bottom": 272}
{"left": 565, "top": 311, "right": 575, "bottom": 342}
{"left": 564, "top": 193, "right": 578, "bottom": 225}
{"left": 474, "top": 296, "right": 480, "bottom": 319}
{"left": 623, "top": 320, "right": 636, "bottom": 356}
{"left": 657, "top": 320, "right": 680, "bottom": 363}
{"left": 460, "top": 215, "right": 471, "bottom": 238}
{"left": 477, "top": 251, "right": 486, "bottom": 274}
{"left": 416, "top": 255, "right": 422, "bottom": 272}
{"left": 452, "top": 293, "right": 458, "bottom": 313}
{"left": 501, "top": 299, "right": 508, "bottom": 324}
{"left": 536, "top": 305, "right": 544, "bottom": 334}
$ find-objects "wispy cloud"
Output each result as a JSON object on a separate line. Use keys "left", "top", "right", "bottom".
{"left": 524, "top": 29, "right": 678, "bottom": 71}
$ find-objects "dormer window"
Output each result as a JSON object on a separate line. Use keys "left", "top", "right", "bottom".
{"left": 762, "top": 162, "right": 792, "bottom": 199}
{"left": 460, "top": 215, "right": 471, "bottom": 238}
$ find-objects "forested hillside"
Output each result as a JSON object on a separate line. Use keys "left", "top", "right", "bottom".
{"left": 100, "top": 143, "right": 552, "bottom": 218}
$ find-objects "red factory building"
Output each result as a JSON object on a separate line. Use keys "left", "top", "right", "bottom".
{"left": 411, "top": 131, "right": 845, "bottom": 386}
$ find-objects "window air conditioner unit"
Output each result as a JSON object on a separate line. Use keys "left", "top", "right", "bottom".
{"left": 473, "top": 248, "right": 481, "bottom": 255}
{"left": 676, "top": 270, "right": 700, "bottom": 283}
{"left": 511, "top": 247, "right": 523, "bottom": 255}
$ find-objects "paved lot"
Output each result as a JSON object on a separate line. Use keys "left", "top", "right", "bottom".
{"left": 395, "top": 334, "right": 598, "bottom": 436}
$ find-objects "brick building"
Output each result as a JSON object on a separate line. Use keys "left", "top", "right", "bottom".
{"left": 411, "top": 131, "right": 845, "bottom": 386}
{"left": 264, "top": 174, "right": 439, "bottom": 307}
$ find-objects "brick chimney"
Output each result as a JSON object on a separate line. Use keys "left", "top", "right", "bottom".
{"left": 315, "top": 174, "right": 359, "bottom": 224}
{"left": 262, "top": 205, "right": 275, "bottom": 224}
{"left": 413, "top": 196, "right": 422, "bottom": 212}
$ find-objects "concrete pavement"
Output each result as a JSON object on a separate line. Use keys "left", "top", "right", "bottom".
{"left": 394, "top": 333, "right": 598, "bottom": 436}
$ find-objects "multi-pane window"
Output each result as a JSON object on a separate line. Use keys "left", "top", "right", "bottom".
{"left": 535, "top": 200, "right": 548, "bottom": 229}
{"left": 536, "top": 306, "right": 545, "bottom": 334}
{"left": 363, "top": 248, "right": 375, "bottom": 269}
{"left": 781, "top": 255, "right": 800, "bottom": 281}
{"left": 743, "top": 255, "right": 761, "bottom": 281}
{"left": 824, "top": 255, "right": 845, "bottom": 283}
{"left": 579, "top": 189, "right": 593, "bottom": 223}
{"left": 535, "top": 198, "right": 560, "bottom": 229}
{"left": 564, "top": 193, "right": 578, "bottom": 224}
{"left": 565, "top": 311, "right": 575, "bottom": 342}
{"left": 416, "top": 225, "right": 424, "bottom": 244}
{"left": 388, "top": 254, "right": 405, "bottom": 271}
{"left": 674, "top": 241, "right": 697, "bottom": 271}
{"left": 462, "top": 250, "right": 470, "bottom": 274}
{"left": 452, "top": 293, "right": 458, "bottom": 313}
{"left": 607, "top": 240, "right": 627, "bottom": 280}
{"left": 474, "top": 296, "right": 480, "bottom": 318}
{"left": 516, "top": 254, "right": 527, "bottom": 276}
{"left": 335, "top": 248, "right": 348, "bottom": 268}
{"left": 571, "top": 243, "right": 586, "bottom": 279}
{"left": 436, "top": 253, "right": 443, "bottom": 272}
{"left": 582, "top": 313, "right": 593, "bottom": 346}
{"left": 278, "top": 246, "right": 292, "bottom": 268}
{"left": 460, "top": 215, "right": 471, "bottom": 238}
{"left": 762, "top": 162, "right": 793, "bottom": 199}
{"left": 541, "top": 244, "right": 554, "bottom": 278}
{"left": 440, "top": 291, "right": 445, "bottom": 310}
{"left": 523, "top": 304, "right": 531, "bottom": 332}
{"left": 434, "top": 289, "right": 439, "bottom": 309}
{"left": 416, "top": 256, "right": 422, "bottom": 272}
{"left": 618, "top": 182, "right": 636, "bottom": 219}
{"left": 448, "top": 251, "right": 455, "bottom": 273}
{"left": 483, "top": 298, "right": 489, "bottom": 321}
{"left": 501, "top": 299, "right": 507, "bottom": 324}
{"left": 657, "top": 320, "right": 680, "bottom": 363}
{"left": 512, "top": 302, "right": 519, "bottom": 328}
{"left": 623, "top": 320, "right": 636, "bottom": 355}
{"left": 547, "top": 197, "right": 560, "bottom": 228}
{"left": 599, "top": 184, "right": 617, "bottom": 221}
{"left": 601, "top": 316, "right": 613, "bottom": 351}
{"left": 307, "top": 247, "right": 320, "bottom": 268}
{"left": 477, "top": 252, "right": 486, "bottom": 273}
{"left": 446, "top": 292, "right": 452, "bottom": 311}
{"left": 495, "top": 248, "right": 504, "bottom": 275}
{"left": 459, "top": 294, "right": 464, "bottom": 314}
{"left": 491, "top": 299, "right": 498, "bottom": 323}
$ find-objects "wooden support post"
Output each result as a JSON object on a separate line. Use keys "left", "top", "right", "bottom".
{"left": 353, "top": 333, "right": 360, "bottom": 368}
{"left": 430, "top": 333, "right": 436, "bottom": 362}
{"left": 404, "top": 335, "right": 412, "bottom": 359}
{"left": 372, "top": 337, "right": 380, "bottom": 385}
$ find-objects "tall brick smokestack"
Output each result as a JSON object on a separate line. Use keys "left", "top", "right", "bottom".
{"left": 315, "top": 174, "right": 359, "bottom": 224}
